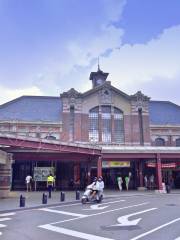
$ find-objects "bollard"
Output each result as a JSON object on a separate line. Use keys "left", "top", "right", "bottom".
{"left": 60, "top": 191, "right": 65, "bottom": 201}
{"left": 19, "top": 195, "right": 25, "bottom": 207}
{"left": 166, "top": 184, "right": 171, "bottom": 194}
{"left": 76, "top": 190, "right": 80, "bottom": 200}
{"left": 42, "top": 193, "right": 47, "bottom": 204}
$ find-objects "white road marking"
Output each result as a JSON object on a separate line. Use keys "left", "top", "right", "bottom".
{"left": 89, "top": 204, "right": 109, "bottom": 210}
{"left": 89, "top": 202, "right": 149, "bottom": 218}
{"left": 0, "top": 218, "right": 11, "bottom": 222}
{"left": 39, "top": 224, "right": 114, "bottom": 240}
{"left": 49, "top": 203, "right": 81, "bottom": 209}
{"left": 131, "top": 217, "right": 180, "bottom": 240}
{"left": 39, "top": 208, "right": 87, "bottom": 217}
{"left": 0, "top": 212, "right": 15, "bottom": 217}
{"left": 0, "top": 224, "right": 6, "bottom": 228}
{"left": 41, "top": 202, "right": 149, "bottom": 226}
{"left": 84, "top": 200, "right": 125, "bottom": 211}
{"left": 112, "top": 208, "right": 157, "bottom": 226}
{"left": 0, "top": 212, "right": 15, "bottom": 237}
{"left": 175, "top": 238, "right": 180, "bottom": 240}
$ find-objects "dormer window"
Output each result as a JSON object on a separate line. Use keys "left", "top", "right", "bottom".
{"left": 104, "top": 90, "right": 109, "bottom": 95}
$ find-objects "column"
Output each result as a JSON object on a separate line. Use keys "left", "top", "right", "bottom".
{"left": 97, "top": 156, "right": 102, "bottom": 177}
{"left": 156, "top": 153, "right": 163, "bottom": 190}
{"left": 0, "top": 152, "right": 12, "bottom": 198}
{"left": 139, "top": 160, "right": 143, "bottom": 187}
{"left": 87, "top": 161, "right": 91, "bottom": 184}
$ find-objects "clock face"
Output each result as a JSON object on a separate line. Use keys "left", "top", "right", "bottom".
{"left": 96, "top": 78, "right": 103, "bottom": 85}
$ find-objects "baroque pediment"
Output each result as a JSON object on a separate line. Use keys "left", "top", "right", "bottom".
{"left": 60, "top": 88, "right": 82, "bottom": 99}
{"left": 82, "top": 82, "right": 130, "bottom": 101}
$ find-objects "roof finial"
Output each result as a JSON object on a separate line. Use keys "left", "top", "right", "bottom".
{"left": 97, "top": 57, "right": 100, "bottom": 71}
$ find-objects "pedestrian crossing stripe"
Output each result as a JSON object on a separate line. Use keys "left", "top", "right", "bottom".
{"left": 0, "top": 218, "right": 11, "bottom": 222}
{"left": 0, "top": 224, "right": 6, "bottom": 228}
{"left": 0, "top": 212, "right": 15, "bottom": 217}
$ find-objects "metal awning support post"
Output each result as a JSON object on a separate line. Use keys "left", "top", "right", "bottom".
{"left": 97, "top": 156, "right": 102, "bottom": 177}
{"left": 139, "top": 160, "right": 143, "bottom": 187}
{"left": 156, "top": 153, "right": 163, "bottom": 190}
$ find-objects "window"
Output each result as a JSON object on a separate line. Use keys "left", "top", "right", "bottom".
{"left": 176, "top": 138, "right": 180, "bottom": 147}
{"left": 69, "top": 106, "right": 74, "bottom": 141}
{"left": 89, "top": 107, "right": 99, "bottom": 142}
{"left": 88, "top": 106, "right": 124, "bottom": 144}
{"left": 155, "top": 138, "right": 165, "bottom": 146}
{"left": 45, "top": 135, "right": 56, "bottom": 140}
{"left": 138, "top": 108, "right": 144, "bottom": 145}
{"left": 102, "top": 106, "right": 111, "bottom": 143}
{"left": 114, "top": 107, "right": 124, "bottom": 143}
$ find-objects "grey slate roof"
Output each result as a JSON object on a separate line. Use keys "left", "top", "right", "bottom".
{"left": 149, "top": 101, "right": 180, "bottom": 125}
{"left": 0, "top": 95, "right": 180, "bottom": 126}
{"left": 0, "top": 96, "right": 62, "bottom": 122}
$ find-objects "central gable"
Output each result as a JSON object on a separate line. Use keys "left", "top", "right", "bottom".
{"left": 82, "top": 82, "right": 131, "bottom": 114}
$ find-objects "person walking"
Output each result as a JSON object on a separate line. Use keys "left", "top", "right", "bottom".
{"left": 125, "top": 175, "right": 130, "bottom": 191}
{"left": 149, "top": 174, "right": 154, "bottom": 189}
{"left": 117, "top": 176, "right": 123, "bottom": 191}
{"left": 47, "top": 173, "right": 55, "bottom": 198}
{"left": 25, "top": 174, "right": 32, "bottom": 192}
{"left": 144, "top": 175, "right": 148, "bottom": 188}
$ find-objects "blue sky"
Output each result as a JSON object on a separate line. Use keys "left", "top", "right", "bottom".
{"left": 0, "top": 0, "right": 180, "bottom": 104}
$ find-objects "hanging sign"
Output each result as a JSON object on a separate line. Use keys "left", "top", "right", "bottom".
{"left": 102, "top": 161, "right": 130, "bottom": 168}
{"left": 146, "top": 163, "right": 176, "bottom": 168}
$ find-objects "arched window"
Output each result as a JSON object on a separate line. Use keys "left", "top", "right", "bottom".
{"left": 176, "top": 138, "right": 180, "bottom": 147}
{"left": 45, "top": 135, "right": 56, "bottom": 140}
{"left": 114, "top": 107, "right": 124, "bottom": 143}
{"left": 155, "top": 138, "right": 165, "bottom": 146}
{"left": 88, "top": 106, "right": 124, "bottom": 143}
{"left": 89, "top": 107, "right": 99, "bottom": 142}
{"left": 101, "top": 106, "right": 111, "bottom": 143}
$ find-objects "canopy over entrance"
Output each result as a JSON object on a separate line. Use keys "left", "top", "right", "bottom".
{"left": 0, "top": 133, "right": 101, "bottom": 156}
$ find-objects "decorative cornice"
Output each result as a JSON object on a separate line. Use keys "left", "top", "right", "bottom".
{"left": 60, "top": 88, "right": 82, "bottom": 98}
{"left": 131, "top": 91, "right": 150, "bottom": 101}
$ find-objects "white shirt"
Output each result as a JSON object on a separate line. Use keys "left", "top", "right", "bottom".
{"left": 98, "top": 180, "right": 104, "bottom": 190}
{"left": 26, "top": 175, "right": 32, "bottom": 184}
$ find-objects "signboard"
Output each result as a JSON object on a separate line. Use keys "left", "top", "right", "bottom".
{"left": 102, "top": 161, "right": 130, "bottom": 168}
{"left": 33, "top": 167, "right": 55, "bottom": 181}
{"left": 146, "top": 163, "right": 176, "bottom": 169}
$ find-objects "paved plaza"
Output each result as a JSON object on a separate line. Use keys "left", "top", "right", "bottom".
{"left": 1, "top": 190, "right": 180, "bottom": 239}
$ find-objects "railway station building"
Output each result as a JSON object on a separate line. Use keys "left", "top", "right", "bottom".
{"left": 0, "top": 67, "right": 180, "bottom": 196}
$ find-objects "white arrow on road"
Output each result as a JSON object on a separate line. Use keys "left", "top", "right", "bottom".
{"left": 111, "top": 208, "right": 157, "bottom": 227}
{"left": 84, "top": 200, "right": 125, "bottom": 210}
{"left": 90, "top": 204, "right": 109, "bottom": 210}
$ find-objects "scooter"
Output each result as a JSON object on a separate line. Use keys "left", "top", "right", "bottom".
{"left": 81, "top": 184, "right": 103, "bottom": 204}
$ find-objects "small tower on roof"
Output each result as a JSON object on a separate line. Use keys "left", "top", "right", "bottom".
{"left": 89, "top": 60, "right": 109, "bottom": 88}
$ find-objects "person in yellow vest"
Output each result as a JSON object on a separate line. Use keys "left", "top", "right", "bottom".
{"left": 47, "top": 173, "right": 55, "bottom": 198}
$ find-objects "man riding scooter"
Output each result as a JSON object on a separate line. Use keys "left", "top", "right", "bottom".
{"left": 81, "top": 177, "right": 103, "bottom": 204}
{"left": 97, "top": 176, "right": 104, "bottom": 201}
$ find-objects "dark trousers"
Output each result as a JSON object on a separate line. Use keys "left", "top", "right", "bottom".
{"left": 48, "top": 185, "right": 53, "bottom": 198}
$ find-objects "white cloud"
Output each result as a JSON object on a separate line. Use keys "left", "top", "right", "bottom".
{"left": 0, "top": 86, "right": 43, "bottom": 105}
{"left": 67, "top": 25, "right": 123, "bottom": 66}
{"left": 93, "top": 25, "right": 180, "bottom": 103}
{"left": 2, "top": 1, "right": 180, "bottom": 106}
